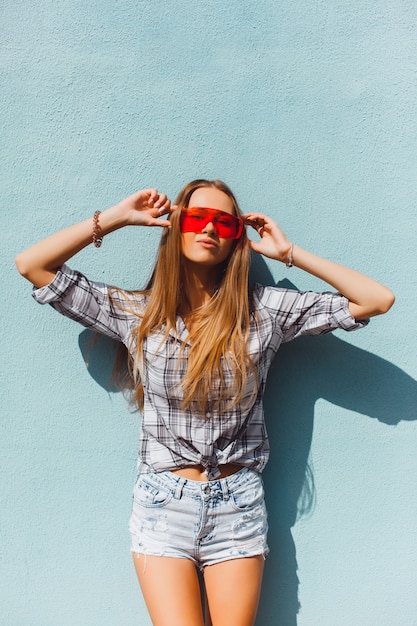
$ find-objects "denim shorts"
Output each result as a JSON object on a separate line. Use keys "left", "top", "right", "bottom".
{"left": 128, "top": 467, "right": 269, "bottom": 570}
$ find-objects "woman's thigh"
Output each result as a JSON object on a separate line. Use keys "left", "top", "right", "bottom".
{"left": 129, "top": 468, "right": 268, "bottom": 624}
{"left": 133, "top": 554, "right": 205, "bottom": 626}
{"left": 203, "top": 555, "right": 265, "bottom": 626}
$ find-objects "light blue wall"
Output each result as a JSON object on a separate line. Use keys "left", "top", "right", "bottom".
{"left": 2, "top": 2, "right": 416, "bottom": 625}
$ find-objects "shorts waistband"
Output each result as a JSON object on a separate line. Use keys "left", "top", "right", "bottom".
{"left": 145, "top": 467, "right": 255, "bottom": 500}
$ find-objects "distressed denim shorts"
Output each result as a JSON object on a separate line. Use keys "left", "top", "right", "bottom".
{"left": 128, "top": 467, "right": 269, "bottom": 570}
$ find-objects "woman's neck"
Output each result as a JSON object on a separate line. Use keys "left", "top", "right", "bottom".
{"left": 181, "top": 262, "right": 221, "bottom": 313}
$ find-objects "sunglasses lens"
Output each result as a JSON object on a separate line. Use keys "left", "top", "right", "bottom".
{"left": 181, "top": 208, "right": 242, "bottom": 239}
{"left": 181, "top": 208, "right": 209, "bottom": 232}
{"left": 216, "top": 214, "right": 239, "bottom": 238}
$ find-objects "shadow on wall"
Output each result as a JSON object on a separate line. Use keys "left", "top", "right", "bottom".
{"left": 78, "top": 254, "right": 417, "bottom": 626}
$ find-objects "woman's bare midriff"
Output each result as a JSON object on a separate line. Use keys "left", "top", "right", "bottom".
{"left": 170, "top": 463, "right": 242, "bottom": 482}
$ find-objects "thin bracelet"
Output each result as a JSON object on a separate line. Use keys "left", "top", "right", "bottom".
{"left": 286, "top": 243, "right": 294, "bottom": 268}
{"left": 92, "top": 210, "right": 103, "bottom": 248}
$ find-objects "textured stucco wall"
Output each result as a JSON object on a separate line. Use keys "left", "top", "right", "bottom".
{"left": 2, "top": 2, "right": 416, "bottom": 625}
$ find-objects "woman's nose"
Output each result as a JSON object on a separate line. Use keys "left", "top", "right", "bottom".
{"left": 202, "top": 221, "right": 216, "bottom": 235}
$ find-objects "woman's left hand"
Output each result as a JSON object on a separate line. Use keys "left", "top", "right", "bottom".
{"left": 244, "top": 213, "right": 293, "bottom": 263}
{"left": 244, "top": 212, "right": 394, "bottom": 319}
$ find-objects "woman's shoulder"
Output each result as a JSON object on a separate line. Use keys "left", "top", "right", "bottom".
{"left": 250, "top": 282, "right": 286, "bottom": 304}
{"left": 108, "top": 286, "right": 149, "bottom": 312}
{"left": 33, "top": 263, "right": 149, "bottom": 314}
{"left": 249, "top": 282, "right": 303, "bottom": 317}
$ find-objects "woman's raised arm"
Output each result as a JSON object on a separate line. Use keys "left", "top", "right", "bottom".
{"left": 15, "top": 189, "right": 173, "bottom": 288}
{"left": 244, "top": 212, "right": 395, "bottom": 320}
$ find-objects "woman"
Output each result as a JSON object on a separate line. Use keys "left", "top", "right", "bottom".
{"left": 15, "top": 180, "right": 394, "bottom": 626}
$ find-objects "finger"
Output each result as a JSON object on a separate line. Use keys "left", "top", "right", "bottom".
{"left": 244, "top": 215, "right": 266, "bottom": 228}
{"left": 148, "top": 218, "right": 172, "bottom": 228}
{"left": 247, "top": 239, "right": 262, "bottom": 253}
{"left": 153, "top": 193, "right": 168, "bottom": 209}
{"left": 154, "top": 203, "right": 174, "bottom": 218}
{"left": 147, "top": 188, "right": 159, "bottom": 206}
{"left": 243, "top": 212, "right": 268, "bottom": 222}
{"left": 244, "top": 218, "right": 266, "bottom": 236}
{"left": 155, "top": 203, "right": 178, "bottom": 223}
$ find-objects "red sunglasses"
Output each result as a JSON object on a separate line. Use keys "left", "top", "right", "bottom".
{"left": 180, "top": 207, "right": 243, "bottom": 240}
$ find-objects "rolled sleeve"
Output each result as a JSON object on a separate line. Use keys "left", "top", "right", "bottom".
{"left": 32, "top": 264, "right": 137, "bottom": 342}
{"left": 32, "top": 264, "right": 84, "bottom": 305}
{"left": 254, "top": 284, "right": 369, "bottom": 343}
{"left": 328, "top": 294, "right": 369, "bottom": 333}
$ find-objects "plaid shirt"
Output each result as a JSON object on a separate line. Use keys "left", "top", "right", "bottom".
{"left": 33, "top": 264, "right": 367, "bottom": 479}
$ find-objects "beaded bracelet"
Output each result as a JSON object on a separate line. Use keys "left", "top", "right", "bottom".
{"left": 92, "top": 210, "right": 103, "bottom": 248}
{"left": 286, "top": 243, "right": 294, "bottom": 268}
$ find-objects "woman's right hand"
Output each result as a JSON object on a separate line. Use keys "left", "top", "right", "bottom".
{"left": 15, "top": 188, "right": 176, "bottom": 288}
{"left": 118, "top": 189, "right": 175, "bottom": 228}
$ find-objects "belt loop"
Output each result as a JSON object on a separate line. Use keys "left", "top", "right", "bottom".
{"left": 174, "top": 476, "right": 186, "bottom": 500}
{"left": 221, "top": 477, "right": 230, "bottom": 501}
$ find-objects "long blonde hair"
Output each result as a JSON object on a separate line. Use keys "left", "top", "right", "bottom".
{"left": 115, "top": 179, "right": 254, "bottom": 412}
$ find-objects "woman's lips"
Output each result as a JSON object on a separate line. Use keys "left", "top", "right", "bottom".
{"left": 196, "top": 238, "right": 219, "bottom": 248}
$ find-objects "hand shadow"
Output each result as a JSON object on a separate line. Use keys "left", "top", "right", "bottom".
{"left": 78, "top": 253, "right": 417, "bottom": 626}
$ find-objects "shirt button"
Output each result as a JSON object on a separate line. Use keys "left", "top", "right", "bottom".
{"left": 205, "top": 411, "right": 211, "bottom": 418}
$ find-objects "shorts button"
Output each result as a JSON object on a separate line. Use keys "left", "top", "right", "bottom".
{"left": 203, "top": 484, "right": 211, "bottom": 495}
